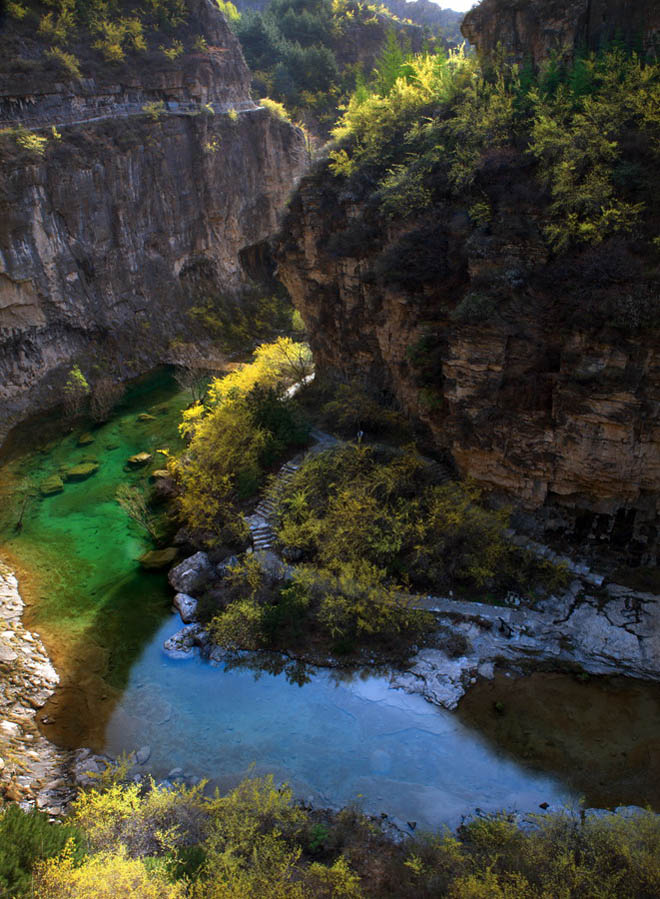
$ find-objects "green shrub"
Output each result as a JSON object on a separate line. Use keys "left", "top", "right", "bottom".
{"left": 46, "top": 46, "right": 82, "bottom": 79}
{"left": 275, "top": 444, "right": 566, "bottom": 598}
{"left": 0, "top": 805, "right": 85, "bottom": 897}
{"left": 174, "top": 339, "right": 310, "bottom": 535}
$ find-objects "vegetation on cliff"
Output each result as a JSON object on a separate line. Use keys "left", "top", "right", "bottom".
{"left": 329, "top": 45, "right": 660, "bottom": 258}
{"left": 2, "top": 0, "right": 199, "bottom": 73}
{"left": 3, "top": 771, "right": 660, "bottom": 898}
{"left": 233, "top": 0, "right": 450, "bottom": 136}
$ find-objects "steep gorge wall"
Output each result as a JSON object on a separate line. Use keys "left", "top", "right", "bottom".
{"left": 278, "top": 166, "right": 660, "bottom": 563}
{"left": 278, "top": 0, "right": 660, "bottom": 570}
{"left": 0, "top": 0, "right": 307, "bottom": 443}
{"left": 462, "top": 0, "right": 660, "bottom": 66}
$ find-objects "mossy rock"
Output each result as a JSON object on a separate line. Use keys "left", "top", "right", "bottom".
{"left": 149, "top": 469, "right": 170, "bottom": 481}
{"left": 137, "top": 413, "right": 157, "bottom": 422}
{"left": 139, "top": 547, "right": 178, "bottom": 569}
{"left": 40, "top": 475, "right": 64, "bottom": 496}
{"left": 65, "top": 462, "right": 100, "bottom": 482}
{"left": 150, "top": 404, "right": 170, "bottom": 416}
{"left": 127, "top": 452, "right": 153, "bottom": 468}
{"left": 77, "top": 432, "right": 95, "bottom": 446}
{"left": 105, "top": 441, "right": 121, "bottom": 451}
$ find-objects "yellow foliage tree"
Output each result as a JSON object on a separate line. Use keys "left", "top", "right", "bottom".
{"left": 34, "top": 844, "right": 186, "bottom": 899}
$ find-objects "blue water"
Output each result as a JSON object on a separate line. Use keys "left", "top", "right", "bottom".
{"left": 102, "top": 614, "right": 571, "bottom": 831}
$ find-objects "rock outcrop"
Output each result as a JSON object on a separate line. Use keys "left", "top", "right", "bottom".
{"left": 277, "top": 146, "right": 660, "bottom": 564}
{"left": 0, "top": 0, "right": 307, "bottom": 445}
{"left": 462, "top": 0, "right": 660, "bottom": 67}
{"left": 395, "top": 576, "right": 660, "bottom": 711}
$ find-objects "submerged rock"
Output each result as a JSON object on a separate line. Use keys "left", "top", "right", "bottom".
{"left": 135, "top": 745, "right": 151, "bottom": 765}
{"left": 127, "top": 452, "right": 153, "bottom": 468}
{"left": 137, "top": 413, "right": 157, "bottom": 422}
{"left": 77, "top": 432, "right": 95, "bottom": 446}
{"left": 163, "top": 624, "right": 203, "bottom": 658}
{"left": 168, "top": 551, "right": 212, "bottom": 595}
{"left": 149, "top": 469, "right": 170, "bottom": 481}
{"left": 65, "top": 462, "right": 99, "bottom": 481}
{"left": 140, "top": 547, "right": 179, "bottom": 570}
{"left": 173, "top": 593, "right": 198, "bottom": 623}
{"left": 40, "top": 475, "right": 64, "bottom": 496}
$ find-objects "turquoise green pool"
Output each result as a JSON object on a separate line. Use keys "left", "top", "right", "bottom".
{"left": 0, "top": 371, "right": 193, "bottom": 746}
{"left": 1, "top": 370, "right": 659, "bottom": 831}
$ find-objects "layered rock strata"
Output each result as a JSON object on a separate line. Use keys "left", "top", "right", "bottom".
{"left": 0, "top": 0, "right": 307, "bottom": 444}
{"left": 277, "top": 165, "right": 660, "bottom": 563}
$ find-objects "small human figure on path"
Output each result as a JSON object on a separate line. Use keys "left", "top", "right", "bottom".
{"left": 357, "top": 429, "right": 364, "bottom": 444}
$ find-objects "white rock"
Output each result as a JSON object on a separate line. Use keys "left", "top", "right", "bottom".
{"left": 168, "top": 552, "right": 212, "bottom": 595}
{"left": 173, "top": 593, "right": 198, "bottom": 624}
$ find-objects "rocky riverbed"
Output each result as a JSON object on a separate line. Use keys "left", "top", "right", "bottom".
{"left": 163, "top": 545, "right": 660, "bottom": 713}
{"left": 0, "top": 562, "right": 76, "bottom": 814}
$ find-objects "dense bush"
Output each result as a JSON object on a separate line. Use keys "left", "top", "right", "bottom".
{"left": 10, "top": 774, "right": 660, "bottom": 898}
{"left": 0, "top": 804, "right": 85, "bottom": 897}
{"left": 274, "top": 444, "right": 567, "bottom": 598}
{"left": 173, "top": 338, "right": 311, "bottom": 536}
{"left": 330, "top": 47, "right": 660, "bottom": 253}
{"left": 209, "top": 555, "right": 434, "bottom": 657}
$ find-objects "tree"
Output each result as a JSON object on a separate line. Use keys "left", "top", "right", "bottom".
{"left": 170, "top": 342, "right": 216, "bottom": 404}
{"left": 63, "top": 365, "right": 90, "bottom": 419}
{"left": 90, "top": 378, "right": 124, "bottom": 422}
{"left": 115, "top": 484, "right": 159, "bottom": 541}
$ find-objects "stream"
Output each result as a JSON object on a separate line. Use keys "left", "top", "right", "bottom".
{"left": 1, "top": 369, "right": 659, "bottom": 831}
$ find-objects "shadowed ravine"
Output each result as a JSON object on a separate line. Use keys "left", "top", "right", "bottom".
{"left": 1, "top": 370, "right": 659, "bottom": 831}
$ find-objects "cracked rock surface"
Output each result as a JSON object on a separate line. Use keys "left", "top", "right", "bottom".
{"left": 395, "top": 575, "right": 660, "bottom": 710}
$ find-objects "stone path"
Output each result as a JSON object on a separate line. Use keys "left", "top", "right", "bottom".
{"left": 0, "top": 99, "right": 261, "bottom": 132}
{"left": 246, "top": 428, "right": 340, "bottom": 554}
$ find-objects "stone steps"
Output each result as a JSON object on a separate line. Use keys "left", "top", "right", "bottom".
{"left": 247, "top": 430, "right": 335, "bottom": 552}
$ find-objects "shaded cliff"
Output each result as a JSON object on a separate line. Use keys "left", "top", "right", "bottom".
{"left": 0, "top": 0, "right": 307, "bottom": 443}
{"left": 277, "top": 37, "right": 660, "bottom": 563}
{"left": 462, "top": 0, "right": 660, "bottom": 66}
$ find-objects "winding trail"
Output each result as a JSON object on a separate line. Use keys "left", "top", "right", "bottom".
{"left": 0, "top": 100, "right": 262, "bottom": 132}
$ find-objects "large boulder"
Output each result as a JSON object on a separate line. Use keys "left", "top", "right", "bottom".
{"left": 163, "top": 624, "right": 203, "bottom": 658}
{"left": 168, "top": 551, "right": 212, "bottom": 595}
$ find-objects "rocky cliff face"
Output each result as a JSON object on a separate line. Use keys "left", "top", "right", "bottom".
{"left": 0, "top": 0, "right": 307, "bottom": 444}
{"left": 278, "top": 158, "right": 660, "bottom": 565}
{"left": 462, "top": 0, "right": 660, "bottom": 66}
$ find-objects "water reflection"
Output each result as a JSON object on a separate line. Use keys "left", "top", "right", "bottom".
{"left": 457, "top": 672, "right": 660, "bottom": 811}
{"left": 102, "top": 615, "right": 572, "bottom": 832}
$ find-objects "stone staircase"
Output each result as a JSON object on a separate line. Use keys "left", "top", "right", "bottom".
{"left": 247, "top": 458, "right": 303, "bottom": 553}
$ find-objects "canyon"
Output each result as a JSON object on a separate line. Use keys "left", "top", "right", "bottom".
{"left": 278, "top": 1, "right": 660, "bottom": 563}
{"left": 0, "top": 0, "right": 307, "bottom": 445}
